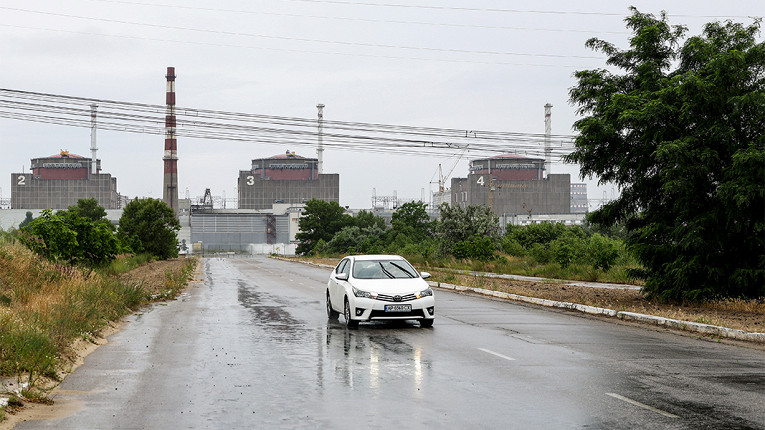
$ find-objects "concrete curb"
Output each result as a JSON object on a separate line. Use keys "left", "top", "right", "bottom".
{"left": 270, "top": 257, "right": 764, "bottom": 343}
{"left": 431, "top": 281, "right": 765, "bottom": 343}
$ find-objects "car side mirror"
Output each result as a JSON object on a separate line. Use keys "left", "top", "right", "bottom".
{"left": 420, "top": 272, "right": 431, "bottom": 279}
{"left": 336, "top": 272, "right": 349, "bottom": 281}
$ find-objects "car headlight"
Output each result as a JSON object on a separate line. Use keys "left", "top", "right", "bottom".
{"left": 416, "top": 288, "right": 433, "bottom": 298}
{"left": 352, "top": 286, "right": 377, "bottom": 299}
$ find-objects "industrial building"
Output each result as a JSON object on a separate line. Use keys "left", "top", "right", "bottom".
{"left": 237, "top": 151, "right": 339, "bottom": 210}
{"left": 10, "top": 151, "right": 119, "bottom": 209}
{"left": 449, "top": 154, "right": 586, "bottom": 226}
{"left": 189, "top": 203, "right": 302, "bottom": 255}
{"left": 451, "top": 154, "right": 570, "bottom": 213}
{"left": 570, "top": 183, "right": 588, "bottom": 213}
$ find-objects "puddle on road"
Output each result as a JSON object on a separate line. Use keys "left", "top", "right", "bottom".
{"left": 236, "top": 281, "right": 305, "bottom": 343}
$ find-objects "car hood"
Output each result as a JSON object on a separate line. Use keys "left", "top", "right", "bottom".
{"left": 349, "top": 278, "right": 430, "bottom": 294}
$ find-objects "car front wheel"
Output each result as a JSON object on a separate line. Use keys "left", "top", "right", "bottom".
{"left": 344, "top": 298, "right": 358, "bottom": 328}
{"left": 420, "top": 319, "right": 434, "bottom": 328}
{"left": 327, "top": 293, "right": 339, "bottom": 320}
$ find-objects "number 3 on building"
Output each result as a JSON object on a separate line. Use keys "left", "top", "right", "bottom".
{"left": 246, "top": 175, "right": 255, "bottom": 186}
{"left": 17, "top": 175, "right": 26, "bottom": 185}
{"left": 476, "top": 176, "right": 484, "bottom": 186}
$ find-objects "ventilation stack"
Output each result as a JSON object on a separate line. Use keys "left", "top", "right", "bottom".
{"left": 544, "top": 103, "right": 552, "bottom": 178}
{"left": 90, "top": 104, "right": 98, "bottom": 175}
{"left": 317, "top": 103, "right": 325, "bottom": 174}
{"left": 163, "top": 67, "right": 179, "bottom": 215}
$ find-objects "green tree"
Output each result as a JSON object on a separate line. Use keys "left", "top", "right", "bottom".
{"left": 118, "top": 198, "right": 180, "bottom": 259}
{"left": 436, "top": 203, "right": 499, "bottom": 253}
{"left": 354, "top": 210, "right": 386, "bottom": 231}
{"left": 18, "top": 211, "right": 34, "bottom": 229}
{"left": 20, "top": 209, "right": 78, "bottom": 262}
{"left": 390, "top": 201, "right": 433, "bottom": 242}
{"left": 566, "top": 9, "right": 764, "bottom": 300}
{"left": 295, "top": 199, "right": 353, "bottom": 255}
{"left": 58, "top": 209, "right": 119, "bottom": 266}
{"left": 67, "top": 198, "right": 108, "bottom": 223}
{"left": 20, "top": 201, "right": 119, "bottom": 266}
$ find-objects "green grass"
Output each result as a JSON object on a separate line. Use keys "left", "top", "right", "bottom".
{"left": 98, "top": 253, "right": 155, "bottom": 276}
{"left": 405, "top": 253, "right": 639, "bottom": 285}
{"left": 313, "top": 248, "right": 640, "bottom": 285}
{"left": 0, "top": 239, "right": 195, "bottom": 405}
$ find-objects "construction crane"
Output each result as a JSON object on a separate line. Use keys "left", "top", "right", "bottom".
{"left": 430, "top": 145, "right": 469, "bottom": 192}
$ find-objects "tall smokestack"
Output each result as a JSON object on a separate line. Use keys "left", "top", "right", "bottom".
{"left": 163, "top": 67, "right": 179, "bottom": 215}
{"left": 317, "top": 103, "right": 325, "bottom": 174}
{"left": 90, "top": 104, "right": 98, "bottom": 175}
{"left": 544, "top": 103, "right": 552, "bottom": 178}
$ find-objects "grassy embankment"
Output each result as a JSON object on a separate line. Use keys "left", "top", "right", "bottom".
{"left": 411, "top": 253, "right": 638, "bottom": 284}
{"left": 314, "top": 251, "right": 640, "bottom": 285}
{"left": 0, "top": 234, "right": 196, "bottom": 420}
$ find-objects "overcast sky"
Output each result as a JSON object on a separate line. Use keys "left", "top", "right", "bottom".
{"left": 1, "top": 0, "right": 762, "bottom": 209}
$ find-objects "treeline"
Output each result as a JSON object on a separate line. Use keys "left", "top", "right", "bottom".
{"left": 296, "top": 199, "right": 636, "bottom": 284}
{"left": 12, "top": 197, "right": 181, "bottom": 266}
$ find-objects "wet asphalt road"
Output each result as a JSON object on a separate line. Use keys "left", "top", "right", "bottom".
{"left": 17, "top": 256, "right": 765, "bottom": 429}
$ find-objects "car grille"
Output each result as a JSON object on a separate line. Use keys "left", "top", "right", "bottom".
{"left": 370, "top": 309, "right": 426, "bottom": 319}
{"left": 376, "top": 293, "right": 417, "bottom": 302}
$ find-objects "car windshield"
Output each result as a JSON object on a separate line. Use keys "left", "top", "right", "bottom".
{"left": 352, "top": 259, "right": 418, "bottom": 279}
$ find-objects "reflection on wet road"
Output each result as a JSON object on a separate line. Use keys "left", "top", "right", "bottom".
{"left": 17, "top": 256, "right": 765, "bottom": 429}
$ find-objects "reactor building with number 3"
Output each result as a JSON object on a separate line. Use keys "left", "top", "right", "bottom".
{"left": 237, "top": 151, "right": 339, "bottom": 210}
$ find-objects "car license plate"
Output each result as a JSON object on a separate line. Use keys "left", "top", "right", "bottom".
{"left": 385, "top": 304, "right": 411, "bottom": 312}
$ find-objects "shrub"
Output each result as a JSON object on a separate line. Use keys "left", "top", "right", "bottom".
{"left": 588, "top": 233, "right": 620, "bottom": 271}
{"left": 501, "top": 236, "right": 526, "bottom": 257}
{"left": 452, "top": 236, "right": 495, "bottom": 261}
{"left": 551, "top": 238, "right": 575, "bottom": 268}
{"left": 529, "top": 243, "right": 552, "bottom": 264}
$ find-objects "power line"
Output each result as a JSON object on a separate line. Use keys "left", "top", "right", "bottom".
{"left": 0, "top": 88, "right": 577, "bottom": 160}
{"left": 86, "top": 0, "right": 632, "bottom": 35}
{"left": 0, "top": 7, "right": 604, "bottom": 60}
{"left": 266, "top": 0, "right": 760, "bottom": 19}
{"left": 0, "top": 23, "right": 594, "bottom": 68}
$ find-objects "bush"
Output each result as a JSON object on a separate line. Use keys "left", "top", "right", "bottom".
{"left": 551, "top": 238, "right": 575, "bottom": 268}
{"left": 510, "top": 222, "right": 569, "bottom": 248}
{"left": 588, "top": 233, "right": 620, "bottom": 271}
{"left": 452, "top": 236, "right": 495, "bottom": 261}
{"left": 529, "top": 243, "right": 552, "bottom": 264}
{"left": 501, "top": 236, "right": 526, "bottom": 257}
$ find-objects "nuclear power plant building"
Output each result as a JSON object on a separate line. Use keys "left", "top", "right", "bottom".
{"left": 451, "top": 154, "right": 571, "bottom": 216}
{"left": 11, "top": 151, "right": 119, "bottom": 209}
{"left": 237, "top": 151, "right": 339, "bottom": 210}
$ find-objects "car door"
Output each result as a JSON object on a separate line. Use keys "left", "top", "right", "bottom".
{"left": 329, "top": 258, "right": 350, "bottom": 310}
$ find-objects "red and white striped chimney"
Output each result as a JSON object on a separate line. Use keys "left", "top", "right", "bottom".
{"left": 163, "top": 66, "right": 179, "bottom": 214}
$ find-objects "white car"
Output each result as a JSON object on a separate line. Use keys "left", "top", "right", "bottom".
{"left": 327, "top": 255, "right": 435, "bottom": 328}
